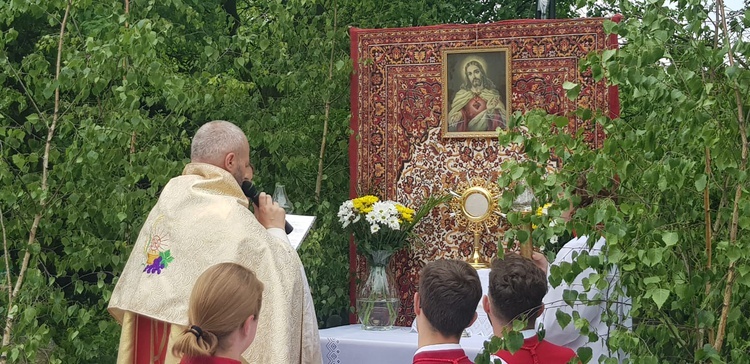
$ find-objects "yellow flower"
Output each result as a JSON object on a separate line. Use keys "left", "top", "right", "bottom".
{"left": 532, "top": 203, "right": 553, "bottom": 229}
{"left": 395, "top": 204, "right": 415, "bottom": 223}
{"left": 352, "top": 195, "right": 379, "bottom": 213}
{"left": 536, "top": 203, "right": 552, "bottom": 216}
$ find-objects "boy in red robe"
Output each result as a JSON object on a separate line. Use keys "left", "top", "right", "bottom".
{"left": 483, "top": 255, "right": 577, "bottom": 364}
{"left": 412, "top": 259, "right": 483, "bottom": 364}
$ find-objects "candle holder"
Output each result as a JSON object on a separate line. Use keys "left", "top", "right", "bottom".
{"left": 273, "top": 183, "right": 294, "bottom": 213}
{"left": 510, "top": 182, "right": 535, "bottom": 258}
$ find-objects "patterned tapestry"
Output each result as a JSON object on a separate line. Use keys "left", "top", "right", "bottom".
{"left": 348, "top": 17, "right": 620, "bottom": 326}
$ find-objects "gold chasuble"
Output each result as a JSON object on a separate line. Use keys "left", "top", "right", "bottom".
{"left": 109, "top": 163, "right": 321, "bottom": 364}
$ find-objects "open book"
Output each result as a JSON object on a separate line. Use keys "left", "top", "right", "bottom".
{"left": 286, "top": 214, "right": 316, "bottom": 250}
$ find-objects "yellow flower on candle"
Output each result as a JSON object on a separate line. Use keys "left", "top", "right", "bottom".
{"left": 532, "top": 203, "right": 553, "bottom": 229}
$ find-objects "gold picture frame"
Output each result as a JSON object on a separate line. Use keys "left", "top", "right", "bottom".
{"left": 442, "top": 48, "right": 512, "bottom": 138}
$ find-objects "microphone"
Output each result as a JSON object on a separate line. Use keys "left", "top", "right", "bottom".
{"left": 241, "top": 181, "right": 294, "bottom": 234}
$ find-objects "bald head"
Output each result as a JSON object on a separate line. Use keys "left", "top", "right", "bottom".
{"left": 191, "top": 120, "right": 248, "bottom": 164}
{"left": 191, "top": 120, "right": 252, "bottom": 185}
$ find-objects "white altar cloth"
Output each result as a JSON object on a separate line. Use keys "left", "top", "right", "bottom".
{"left": 319, "top": 324, "right": 489, "bottom": 364}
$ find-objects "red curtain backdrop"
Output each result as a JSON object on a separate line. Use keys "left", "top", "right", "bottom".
{"left": 348, "top": 17, "right": 620, "bottom": 326}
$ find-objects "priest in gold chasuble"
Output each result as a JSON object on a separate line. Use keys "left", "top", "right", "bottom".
{"left": 108, "top": 121, "right": 321, "bottom": 364}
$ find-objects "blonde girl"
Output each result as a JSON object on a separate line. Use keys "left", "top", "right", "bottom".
{"left": 172, "top": 263, "right": 264, "bottom": 364}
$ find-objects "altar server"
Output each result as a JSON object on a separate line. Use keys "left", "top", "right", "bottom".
{"left": 173, "top": 263, "right": 263, "bottom": 363}
{"left": 484, "top": 255, "right": 576, "bottom": 364}
{"left": 413, "top": 259, "right": 483, "bottom": 364}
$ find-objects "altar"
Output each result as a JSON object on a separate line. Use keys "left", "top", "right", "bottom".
{"left": 319, "top": 268, "right": 495, "bottom": 364}
{"left": 319, "top": 324, "right": 489, "bottom": 364}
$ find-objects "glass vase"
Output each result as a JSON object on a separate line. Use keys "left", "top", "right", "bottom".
{"left": 356, "top": 250, "right": 400, "bottom": 331}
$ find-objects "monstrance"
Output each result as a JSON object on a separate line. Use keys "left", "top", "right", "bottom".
{"left": 448, "top": 177, "right": 503, "bottom": 269}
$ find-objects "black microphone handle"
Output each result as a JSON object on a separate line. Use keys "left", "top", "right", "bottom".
{"left": 241, "top": 181, "right": 294, "bottom": 234}
{"left": 281, "top": 218, "right": 294, "bottom": 235}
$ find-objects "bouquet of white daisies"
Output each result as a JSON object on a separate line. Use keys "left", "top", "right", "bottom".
{"left": 338, "top": 194, "right": 448, "bottom": 257}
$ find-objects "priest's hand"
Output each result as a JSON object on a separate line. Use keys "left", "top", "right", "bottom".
{"left": 254, "top": 192, "right": 286, "bottom": 230}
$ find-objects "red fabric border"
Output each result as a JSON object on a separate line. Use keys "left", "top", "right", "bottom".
{"left": 348, "top": 27, "right": 361, "bottom": 324}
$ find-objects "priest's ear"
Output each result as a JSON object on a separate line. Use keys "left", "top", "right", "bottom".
{"left": 224, "top": 151, "right": 237, "bottom": 171}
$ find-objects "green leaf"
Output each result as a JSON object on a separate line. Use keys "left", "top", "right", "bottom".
{"left": 602, "top": 49, "right": 616, "bottom": 62}
{"left": 577, "top": 346, "right": 593, "bottom": 364}
{"left": 662, "top": 232, "right": 678, "bottom": 247}
{"left": 739, "top": 216, "right": 750, "bottom": 230}
{"left": 654, "top": 30, "right": 669, "bottom": 42}
{"left": 602, "top": 19, "right": 618, "bottom": 34}
{"left": 553, "top": 116, "right": 569, "bottom": 127}
{"left": 657, "top": 174, "right": 668, "bottom": 191}
{"left": 555, "top": 310, "right": 572, "bottom": 329}
{"left": 204, "top": 45, "right": 215, "bottom": 58}
{"left": 592, "top": 64, "right": 604, "bottom": 82}
{"left": 511, "top": 166, "right": 526, "bottom": 179}
{"left": 504, "top": 330, "right": 524, "bottom": 353}
{"left": 24, "top": 307, "right": 37, "bottom": 322}
{"left": 562, "top": 81, "right": 581, "bottom": 100}
{"left": 562, "top": 289, "right": 577, "bottom": 307}
{"left": 646, "top": 248, "right": 663, "bottom": 266}
{"left": 259, "top": 39, "right": 270, "bottom": 50}
{"left": 11, "top": 154, "right": 26, "bottom": 169}
{"left": 651, "top": 288, "right": 670, "bottom": 309}
{"left": 694, "top": 174, "right": 707, "bottom": 191}
{"left": 727, "top": 245, "right": 742, "bottom": 263}
{"left": 725, "top": 65, "right": 739, "bottom": 79}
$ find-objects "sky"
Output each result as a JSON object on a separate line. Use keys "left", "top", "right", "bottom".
{"left": 722, "top": 0, "right": 745, "bottom": 11}
{"left": 575, "top": 0, "right": 747, "bottom": 16}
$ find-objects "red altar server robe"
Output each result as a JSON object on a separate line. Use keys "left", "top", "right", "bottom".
{"left": 413, "top": 344, "right": 473, "bottom": 364}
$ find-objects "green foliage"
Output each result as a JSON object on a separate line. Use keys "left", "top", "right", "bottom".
{"left": 476, "top": 0, "right": 750, "bottom": 362}
{"left": 2, "top": 0, "right": 572, "bottom": 361}
{"left": 297, "top": 223, "right": 351, "bottom": 328}
{"left": 473, "top": 319, "right": 538, "bottom": 363}
{"left": 4, "top": 0, "right": 745, "bottom": 361}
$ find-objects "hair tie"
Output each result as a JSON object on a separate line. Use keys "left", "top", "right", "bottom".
{"left": 189, "top": 325, "right": 204, "bottom": 339}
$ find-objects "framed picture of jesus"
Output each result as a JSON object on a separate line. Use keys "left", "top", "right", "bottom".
{"left": 442, "top": 48, "right": 512, "bottom": 138}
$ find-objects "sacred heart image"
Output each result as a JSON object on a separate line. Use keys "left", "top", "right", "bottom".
{"left": 442, "top": 48, "right": 511, "bottom": 138}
